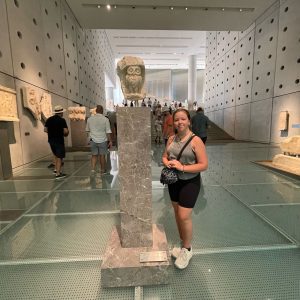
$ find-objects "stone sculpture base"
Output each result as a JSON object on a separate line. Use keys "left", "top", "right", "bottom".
{"left": 0, "top": 123, "right": 13, "bottom": 180}
{"left": 272, "top": 154, "right": 300, "bottom": 175}
{"left": 255, "top": 159, "right": 300, "bottom": 177}
{"left": 101, "top": 224, "right": 170, "bottom": 287}
{"left": 70, "top": 121, "right": 87, "bottom": 147}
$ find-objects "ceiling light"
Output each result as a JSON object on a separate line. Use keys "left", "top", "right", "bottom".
{"left": 185, "top": 7, "right": 188, "bottom": 10}
{"left": 239, "top": 8, "right": 243, "bottom": 12}
{"left": 173, "top": 52, "right": 177, "bottom": 55}
{"left": 114, "top": 5, "right": 117, "bottom": 8}
{"left": 222, "top": 8, "right": 225, "bottom": 11}
{"left": 97, "top": 5, "right": 101, "bottom": 8}
{"left": 170, "top": 7, "right": 174, "bottom": 10}
{"left": 106, "top": 4, "right": 111, "bottom": 10}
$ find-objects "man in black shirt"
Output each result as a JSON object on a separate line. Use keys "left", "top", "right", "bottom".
{"left": 44, "top": 105, "right": 69, "bottom": 179}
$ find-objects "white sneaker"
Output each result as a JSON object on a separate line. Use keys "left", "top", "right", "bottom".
{"left": 171, "top": 247, "right": 181, "bottom": 259}
{"left": 174, "top": 247, "right": 193, "bottom": 269}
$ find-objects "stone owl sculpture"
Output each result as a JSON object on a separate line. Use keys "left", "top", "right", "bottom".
{"left": 117, "top": 56, "right": 146, "bottom": 102}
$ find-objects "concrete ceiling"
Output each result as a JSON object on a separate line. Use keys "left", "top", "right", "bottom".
{"left": 66, "top": 0, "right": 277, "bottom": 69}
{"left": 105, "top": 29, "right": 206, "bottom": 69}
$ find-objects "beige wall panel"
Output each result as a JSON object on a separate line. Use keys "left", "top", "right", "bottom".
{"left": 250, "top": 98, "right": 273, "bottom": 142}
{"left": 224, "top": 46, "right": 237, "bottom": 108}
{"left": 236, "top": 30, "right": 254, "bottom": 105}
{"left": 206, "top": 31, "right": 217, "bottom": 69}
{"left": 6, "top": 0, "right": 48, "bottom": 89}
{"left": 274, "top": 0, "right": 300, "bottom": 96}
{"left": 235, "top": 104, "right": 251, "bottom": 140}
{"left": 252, "top": 7, "right": 279, "bottom": 101}
{"left": 0, "top": 0, "right": 13, "bottom": 75}
{"left": 41, "top": 0, "right": 67, "bottom": 97}
{"left": 215, "top": 58, "right": 225, "bottom": 111}
{"left": 215, "top": 109, "right": 224, "bottom": 129}
{"left": 223, "top": 107, "right": 235, "bottom": 137}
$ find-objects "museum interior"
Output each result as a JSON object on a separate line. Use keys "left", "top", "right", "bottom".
{"left": 0, "top": 0, "right": 299, "bottom": 299}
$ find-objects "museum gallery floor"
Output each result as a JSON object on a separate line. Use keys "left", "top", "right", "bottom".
{"left": 0, "top": 141, "right": 299, "bottom": 299}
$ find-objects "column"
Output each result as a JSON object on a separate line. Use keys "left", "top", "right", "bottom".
{"left": 101, "top": 107, "right": 170, "bottom": 287}
{"left": 188, "top": 55, "right": 197, "bottom": 110}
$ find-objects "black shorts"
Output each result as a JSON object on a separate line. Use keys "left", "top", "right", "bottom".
{"left": 168, "top": 174, "right": 201, "bottom": 208}
{"left": 49, "top": 143, "right": 65, "bottom": 159}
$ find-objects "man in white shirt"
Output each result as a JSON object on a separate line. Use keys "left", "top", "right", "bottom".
{"left": 86, "top": 105, "right": 112, "bottom": 174}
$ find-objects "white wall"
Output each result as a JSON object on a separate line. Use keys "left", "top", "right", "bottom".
{"left": 0, "top": 0, "right": 115, "bottom": 169}
{"left": 145, "top": 69, "right": 205, "bottom": 103}
{"left": 204, "top": 0, "right": 300, "bottom": 143}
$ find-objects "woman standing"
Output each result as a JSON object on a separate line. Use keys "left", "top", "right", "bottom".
{"left": 162, "top": 108, "right": 208, "bottom": 269}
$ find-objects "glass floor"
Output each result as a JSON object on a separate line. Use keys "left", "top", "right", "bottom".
{"left": 0, "top": 142, "right": 299, "bottom": 299}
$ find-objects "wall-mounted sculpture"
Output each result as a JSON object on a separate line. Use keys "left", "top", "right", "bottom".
{"left": 0, "top": 85, "right": 19, "bottom": 122}
{"left": 40, "top": 92, "right": 53, "bottom": 121}
{"left": 21, "top": 87, "right": 41, "bottom": 120}
{"left": 279, "top": 111, "right": 289, "bottom": 131}
{"left": 68, "top": 107, "right": 86, "bottom": 121}
{"left": 117, "top": 56, "right": 146, "bottom": 102}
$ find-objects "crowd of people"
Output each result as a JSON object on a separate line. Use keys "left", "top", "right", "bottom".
{"left": 122, "top": 97, "right": 184, "bottom": 111}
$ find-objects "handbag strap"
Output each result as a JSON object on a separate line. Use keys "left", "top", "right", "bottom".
{"left": 177, "top": 134, "right": 195, "bottom": 161}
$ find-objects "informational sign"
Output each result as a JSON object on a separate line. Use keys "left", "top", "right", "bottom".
{"left": 292, "top": 124, "right": 300, "bottom": 128}
{"left": 140, "top": 251, "right": 168, "bottom": 263}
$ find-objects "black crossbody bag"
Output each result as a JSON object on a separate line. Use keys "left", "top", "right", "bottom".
{"left": 160, "top": 134, "right": 195, "bottom": 185}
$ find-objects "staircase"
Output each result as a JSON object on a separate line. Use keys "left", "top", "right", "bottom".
{"left": 207, "top": 122, "right": 234, "bottom": 141}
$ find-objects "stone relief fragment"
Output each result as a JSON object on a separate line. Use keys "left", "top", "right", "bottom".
{"left": 0, "top": 85, "right": 19, "bottom": 122}
{"left": 117, "top": 56, "right": 146, "bottom": 102}
{"left": 279, "top": 135, "right": 300, "bottom": 156}
{"left": 272, "top": 136, "right": 300, "bottom": 175}
{"left": 40, "top": 92, "right": 53, "bottom": 121}
{"left": 68, "top": 107, "right": 86, "bottom": 121}
{"left": 90, "top": 108, "right": 96, "bottom": 115}
{"left": 21, "top": 86, "right": 41, "bottom": 120}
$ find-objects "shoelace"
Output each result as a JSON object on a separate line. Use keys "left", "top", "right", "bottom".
{"left": 179, "top": 249, "right": 188, "bottom": 261}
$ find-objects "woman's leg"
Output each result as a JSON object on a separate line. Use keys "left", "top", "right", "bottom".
{"left": 177, "top": 205, "right": 193, "bottom": 249}
{"left": 171, "top": 201, "right": 183, "bottom": 241}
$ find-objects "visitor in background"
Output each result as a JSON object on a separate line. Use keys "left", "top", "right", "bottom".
{"left": 154, "top": 115, "right": 163, "bottom": 144}
{"left": 191, "top": 107, "right": 210, "bottom": 144}
{"left": 86, "top": 105, "right": 112, "bottom": 174}
{"left": 162, "top": 106, "right": 174, "bottom": 145}
{"left": 44, "top": 105, "right": 69, "bottom": 179}
{"left": 153, "top": 99, "right": 158, "bottom": 115}
{"left": 155, "top": 104, "right": 162, "bottom": 118}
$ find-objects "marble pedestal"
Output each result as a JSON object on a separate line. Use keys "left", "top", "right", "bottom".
{"left": 70, "top": 121, "right": 87, "bottom": 147}
{"left": 101, "top": 224, "right": 170, "bottom": 287}
{"left": 272, "top": 154, "right": 300, "bottom": 175}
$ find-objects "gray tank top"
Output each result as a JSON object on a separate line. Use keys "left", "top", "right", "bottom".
{"left": 167, "top": 134, "right": 199, "bottom": 180}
